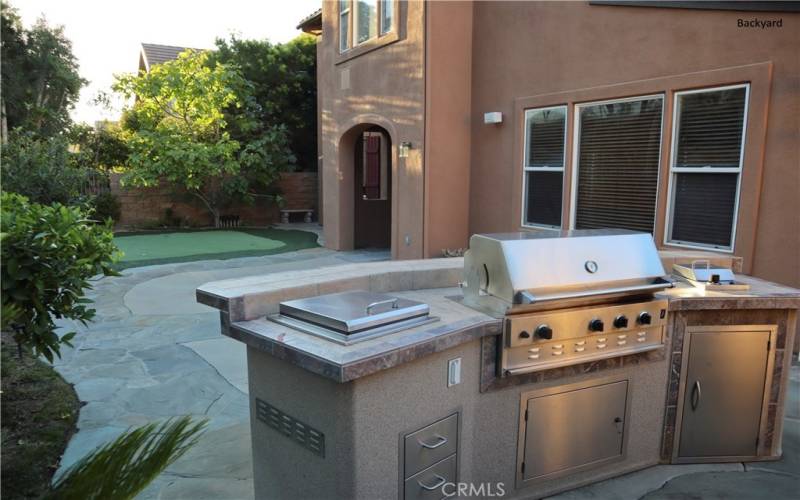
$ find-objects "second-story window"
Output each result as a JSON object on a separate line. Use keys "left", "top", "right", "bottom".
{"left": 355, "top": 0, "right": 377, "bottom": 44}
{"left": 380, "top": 0, "right": 393, "bottom": 34}
{"left": 339, "top": 1, "right": 350, "bottom": 52}
{"left": 340, "top": 0, "right": 395, "bottom": 53}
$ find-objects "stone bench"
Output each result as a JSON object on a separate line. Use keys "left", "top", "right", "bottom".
{"left": 280, "top": 209, "right": 314, "bottom": 224}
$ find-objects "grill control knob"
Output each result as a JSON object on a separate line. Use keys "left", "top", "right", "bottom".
{"left": 535, "top": 325, "right": 553, "bottom": 340}
{"left": 613, "top": 315, "right": 629, "bottom": 329}
{"left": 637, "top": 312, "right": 653, "bottom": 325}
{"left": 519, "top": 331, "right": 531, "bottom": 339}
{"left": 588, "top": 318, "right": 605, "bottom": 332}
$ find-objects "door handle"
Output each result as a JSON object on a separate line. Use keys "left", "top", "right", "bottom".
{"left": 417, "top": 474, "right": 447, "bottom": 491}
{"left": 690, "top": 380, "right": 702, "bottom": 411}
{"left": 614, "top": 416, "right": 623, "bottom": 434}
{"left": 418, "top": 434, "right": 448, "bottom": 449}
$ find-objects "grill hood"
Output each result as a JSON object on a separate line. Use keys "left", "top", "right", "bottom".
{"left": 463, "top": 230, "right": 670, "bottom": 314}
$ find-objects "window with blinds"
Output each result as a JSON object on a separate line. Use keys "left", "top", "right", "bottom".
{"left": 667, "top": 85, "right": 747, "bottom": 250}
{"left": 573, "top": 96, "right": 664, "bottom": 233}
{"left": 523, "top": 106, "right": 566, "bottom": 228}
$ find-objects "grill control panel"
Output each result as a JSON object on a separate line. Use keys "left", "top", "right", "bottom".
{"left": 501, "top": 298, "right": 668, "bottom": 376}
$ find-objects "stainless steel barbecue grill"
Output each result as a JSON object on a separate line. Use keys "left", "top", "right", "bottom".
{"left": 462, "top": 230, "right": 672, "bottom": 376}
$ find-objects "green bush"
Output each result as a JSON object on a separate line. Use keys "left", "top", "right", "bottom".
{"left": 91, "top": 192, "right": 122, "bottom": 223}
{"left": 47, "top": 416, "right": 206, "bottom": 500}
{"left": 0, "top": 133, "right": 86, "bottom": 205}
{"left": 0, "top": 193, "right": 121, "bottom": 362}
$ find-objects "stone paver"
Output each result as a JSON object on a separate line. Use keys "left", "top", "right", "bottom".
{"left": 53, "top": 238, "right": 799, "bottom": 499}
{"left": 52, "top": 246, "right": 388, "bottom": 500}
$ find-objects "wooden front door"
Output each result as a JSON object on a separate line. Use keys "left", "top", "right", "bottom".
{"left": 354, "top": 129, "right": 391, "bottom": 249}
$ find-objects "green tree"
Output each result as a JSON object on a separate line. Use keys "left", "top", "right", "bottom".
{"left": 0, "top": 132, "right": 86, "bottom": 205}
{"left": 212, "top": 34, "right": 317, "bottom": 171}
{"left": 0, "top": 2, "right": 86, "bottom": 140}
{"left": 114, "top": 50, "right": 293, "bottom": 226}
{"left": 68, "top": 122, "right": 130, "bottom": 172}
{"left": 1, "top": 193, "right": 120, "bottom": 362}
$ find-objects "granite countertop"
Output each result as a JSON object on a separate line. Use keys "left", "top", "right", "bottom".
{"left": 198, "top": 257, "right": 799, "bottom": 383}
{"left": 662, "top": 274, "right": 800, "bottom": 311}
{"left": 225, "top": 288, "right": 502, "bottom": 382}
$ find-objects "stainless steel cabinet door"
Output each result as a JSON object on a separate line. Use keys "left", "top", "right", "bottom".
{"left": 523, "top": 380, "right": 628, "bottom": 481}
{"left": 678, "top": 329, "right": 770, "bottom": 458}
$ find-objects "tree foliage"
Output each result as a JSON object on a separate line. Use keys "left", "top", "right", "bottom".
{"left": 114, "top": 50, "right": 294, "bottom": 226}
{"left": 212, "top": 34, "right": 317, "bottom": 171}
{"left": 0, "top": 132, "right": 87, "bottom": 205}
{"left": 67, "top": 122, "right": 130, "bottom": 172}
{"left": 47, "top": 416, "right": 206, "bottom": 500}
{"left": 1, "top": 193, "right": 120, "bottom": 362}
{"left": 0, "top": 2, "right": 86, "bottom": 140}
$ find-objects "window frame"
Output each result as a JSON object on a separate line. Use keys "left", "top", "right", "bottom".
{"left": 568, "top": 93, "right": 666, "bottom": 233}
{"left": 663, "top": 83, "right": 750, "bottom": 253}
{"left": 521, "top": 105, "right": 568, "bottom": 230}
{"left": 339, "top": 0, "right": 396, "bottom": 54}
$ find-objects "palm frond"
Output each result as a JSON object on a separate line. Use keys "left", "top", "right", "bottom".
{"left": 47, "top": 416, "right": 207, "bottom": 500}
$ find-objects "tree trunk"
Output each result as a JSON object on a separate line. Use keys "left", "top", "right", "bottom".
{"left": 1, "top": 98, "right": 7, "bottom": 144}
{"left": 191, "top": 191, "right": 221, "bottom": 228}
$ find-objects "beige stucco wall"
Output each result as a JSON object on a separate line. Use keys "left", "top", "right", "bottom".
{"left": 318, "top": 0, "right": 426, "bottom": 259}
{"left": 316, "top": 2, "right": 799, "bottom": 287}
{"left": 467, "top": 2, "right": 800, "bottom": 288}
{"left": 423, "top": 2, "right": 473, "bottom": 257}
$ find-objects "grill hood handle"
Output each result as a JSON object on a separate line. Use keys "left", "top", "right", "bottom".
{"left": 512, "top": 278, "right": 673, "bottom": 305}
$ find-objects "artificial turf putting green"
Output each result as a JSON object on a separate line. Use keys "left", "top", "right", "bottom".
{"left": 113, "top": 227, "right": 319, "bottom": 269}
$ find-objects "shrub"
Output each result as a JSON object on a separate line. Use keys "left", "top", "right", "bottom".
{"left": 0, "top": 133, "right": 86, "bottom": 205}
{"left": 46, "top": 416, "right": 206, "bottom": 500}
{"left": 1, "top": 193, "right": 121, "bottom": 361}
{"left": 91, "top": 192, "right": 122, "bottom": 223}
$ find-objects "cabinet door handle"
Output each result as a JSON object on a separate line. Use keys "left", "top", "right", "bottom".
{"left": 690, "top": 380, "right": 702, "bottom": 411}
{"left": 418, "top": 474, "right": 447, "bottom": 491}
{"left": 418, "top": 434, "right": 447, "bottom": 449}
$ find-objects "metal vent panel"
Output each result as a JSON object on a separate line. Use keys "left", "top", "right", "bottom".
{"left": 255, "top": 398, "right": 325, "bottom": 457}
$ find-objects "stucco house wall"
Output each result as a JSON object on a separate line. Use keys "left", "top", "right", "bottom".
{"left": 467, "top": 1, "right": 799, "bottom": 287}
{"left": 314, "top": 1, "right": 799, "bottom": 291}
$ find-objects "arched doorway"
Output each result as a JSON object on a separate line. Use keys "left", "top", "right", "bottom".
{"left": 353, "top": 126, "right": 392, "bottom": 249}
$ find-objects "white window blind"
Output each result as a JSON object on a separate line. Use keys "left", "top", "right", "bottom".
{"left": 667, "top": 85, "right": 748, "bottom": 250}
{"left": 523, "top": 106, "right": 566, "bottom": 228}
{"left": 573, "top": 96, "right": 664, "bottom": 233}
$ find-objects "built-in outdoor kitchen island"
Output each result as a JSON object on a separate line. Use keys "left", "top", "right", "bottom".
{"left": 197, "top": 231, "right": 798, "bottom": 500}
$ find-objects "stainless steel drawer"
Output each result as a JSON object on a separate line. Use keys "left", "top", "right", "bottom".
{"left": 404, "top": 454, "right": 457, "bottom": 500}
{"left": 404, "top": 413, "right": 458, "bottom": 477}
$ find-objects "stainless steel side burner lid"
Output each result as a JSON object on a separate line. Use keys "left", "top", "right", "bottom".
{"left": 268, "top": 290, "right": 438, "bottom": 345}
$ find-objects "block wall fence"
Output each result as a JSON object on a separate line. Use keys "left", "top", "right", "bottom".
{"left": 110, "top": 172, "right": 317, "bottom": 228}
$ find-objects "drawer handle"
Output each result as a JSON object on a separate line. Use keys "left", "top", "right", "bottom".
{"left": 418, "top": 474, "right": 447, "bottom": 491}
{"left": 691, "top": 380, "right": 702, "bottom": 411}
{"left": 418, "top": 434, "right": 448, "bottom": 449}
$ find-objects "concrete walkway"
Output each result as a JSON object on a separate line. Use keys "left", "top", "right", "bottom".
{"left": 53, "top": 243, "right": 798, "bottom": 499}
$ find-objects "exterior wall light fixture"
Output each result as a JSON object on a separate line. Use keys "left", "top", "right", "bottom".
{"left": 484, "top": 112, "right": 503, "bottom": 124}
{"left": 398, "top": 141, "right": 412, "bottom": 158}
